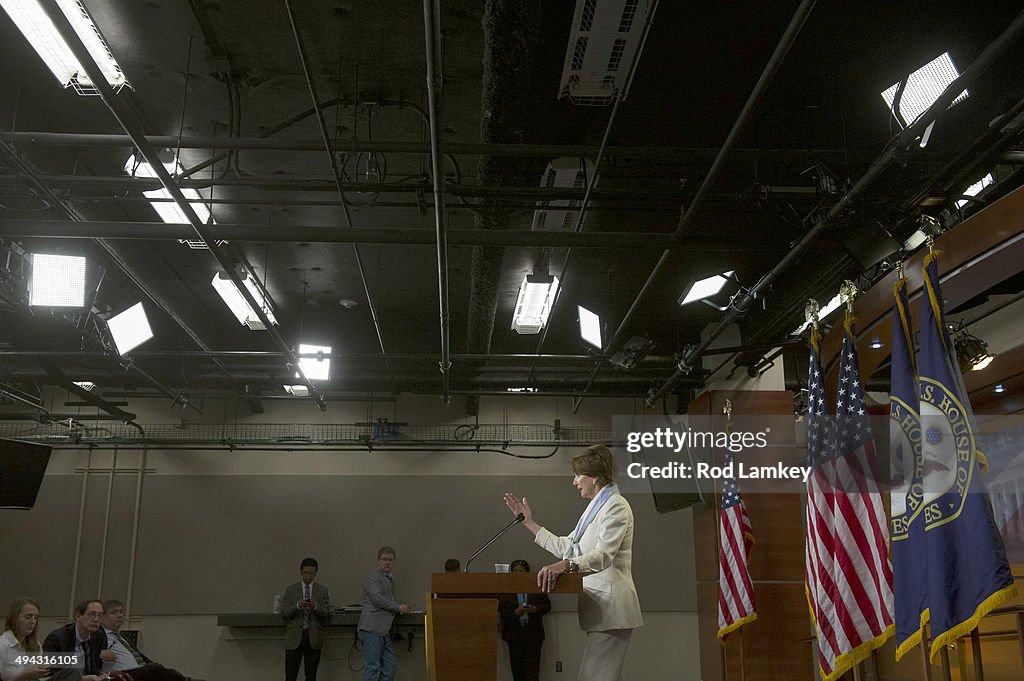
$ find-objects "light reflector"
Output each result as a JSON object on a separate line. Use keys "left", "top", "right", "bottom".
{"left": 107, "top": 302, "right": 153, "bottom": 355}
{"left": 29, "top": 253, "right": 86, "bottom": 306}
{"left": 297, "top": 344, "right": 331, "bottom": 382}
{"left": 0, "top": 0, "right": 127, "bottom": 93}
{"left": 679, "top": 271, "right": 734, "bottom": 306}
{"left": 211, "top": 272, "right": 277, "bottom": 330}
{"left": 881, "top": 52, "right": 967, "bottom": 128}
{"left": 578, "top": 305, "right": 602, "bottom": 349}
{"left": 511, "top": 274, "right": 559, "bottom": 335}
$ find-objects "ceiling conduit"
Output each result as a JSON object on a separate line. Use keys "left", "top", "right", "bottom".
{"left": 605, "top": 0, "right": 818, "bottom": 365}
{"left": 283, "top": 0, "right": 395, "bottom": 393}
{"left": 37, "top": 0, "right": 327, "bottom": 410}
{"left": 646, "top": 7, "right": 1024, "bottom": 406}
{"left": 422, "top": 0, "right": 452, "bottom": 404}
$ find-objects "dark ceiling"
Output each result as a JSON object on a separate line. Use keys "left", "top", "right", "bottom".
{"left": 1, "top": 0, "right": 1023, "bottom": 415}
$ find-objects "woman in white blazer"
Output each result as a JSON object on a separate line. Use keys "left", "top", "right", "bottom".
{"left": 504, "top": 445, "right": 642, "bottom": 681}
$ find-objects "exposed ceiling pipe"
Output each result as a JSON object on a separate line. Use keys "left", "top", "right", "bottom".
{"left": 283, "top": 0, "right": 395, "bottom": 393}
{"left": 0, "top": 139, "right": 234, "bottom": 384}
{"left": 6, "top": 132, "right": 866, "bottom": 164}
{"left": 36, "top": 0, "right": 327, "bottom": 410}
{"left": 646, "top": 7, "right": 1024, "bottom": 406}
{"left": 0, "top": 220, "right": 752, "bottom": 250}
{"left": 605, "top": 0, "right": 818, "bottom": 360}
{"left": 0, "top": 174, "right": 686, "bottom": 202}
{"left": 422, "top": 0, "right": 452, "bottom": 404}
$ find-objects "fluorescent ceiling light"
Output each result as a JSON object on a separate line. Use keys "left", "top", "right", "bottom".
{"left": 211, "top": 272, "right": 277, "bottom": 330}
{"left": 107, "top": 302, "right": 153, "bottom": 355}
{"left": 881, "top": 52, "right": 967, "bottom": 128}
{"left": 29, "top": 253, "right": 86, "bottom": 306}
{"left": 679, "top": 271, "right": 734, "bottom": 306}
{"left": 578, "top": 305, "right": 602, "bottom": 349}
{"left": 511, "top": 274, "right": 559, "bottom": 335}
{"left": 72, "top": 381, "right": 95, "bottom": 392}
{"left": 956, "top": 173, "right": 994, "bottom": 209}
{"left": 284, "top": 384, "right": 310, "bottom": 397}
{"left": 124, "top": 154, "right": 213, "bottom": 228}
{"left": 0, "top": 0, "right": 127, "bottom": 93}
{"left": 297, "top": 343, "right": 331, "bottom": 382}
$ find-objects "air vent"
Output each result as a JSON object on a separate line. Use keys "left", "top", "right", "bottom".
{"left": 531, "top": 157, "right": 597, "bottom": 232}
{"left": 559, "top": 0, "right": 655, "bottom": 105}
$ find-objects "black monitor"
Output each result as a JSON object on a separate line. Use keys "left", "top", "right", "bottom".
{"left": 0, "top": 439, "right": 53, "bottom": 509}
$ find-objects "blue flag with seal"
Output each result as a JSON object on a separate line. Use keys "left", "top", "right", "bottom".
{"left": 889, "top": 276, "right": 927, "bottom": 660}
{"left": 918, "top": 250, "right": 1017, "bottom": 661}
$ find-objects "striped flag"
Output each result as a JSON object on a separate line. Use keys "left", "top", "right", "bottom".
{"left": 716, "top": 443, "right": 756, "bottom": 640}
{"left": 889, "top": 276, "right": 928, "bottom": 660}
{"left": 805, "top": 319, "right": 894, "bottom": 681}
{"left": 917, "top": 251, "right": 1017, "bottom": 660}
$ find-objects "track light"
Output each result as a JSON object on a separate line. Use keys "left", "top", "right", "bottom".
{"left": 211, "top": 272, "right": 277, "bottom": 330}
{"left": 0, "top": 0, "right": 127, "bottom": 94}
{"left": 297, "top": 343, "right": 331, "bottom": 382}
{"left": 107, "top": 302, "right": 153, "bottom": 355}
{"left": 881, "top": 52, "right": 967, "bottom": 128}
{"left": 577, "top": 305, "right": 603, "bottom": 349}
{"left": 29, "top": 253, "right": 86, "bottom": 307}
{"left": 511, "top": 273, "right": 559, "bottom": 335}
{"left": 678, "top": 270, "right": 734, "bottom": 307}
{"left": 953, "top": 328, "right": 994, "bottom": 373}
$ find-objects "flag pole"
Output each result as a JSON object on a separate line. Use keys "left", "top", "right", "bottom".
{"left": 738, "top": 624, "right": 747, "bottom": 681}
{"left": 920, "top": 626, "right": 933, "bottom": 681}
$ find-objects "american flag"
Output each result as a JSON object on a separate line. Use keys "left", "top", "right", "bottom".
{"left": 716, "top": 445, "right": 756, "bottom": 640}
{"left": 804, "top": 322, "right": 894, "bottom": 680}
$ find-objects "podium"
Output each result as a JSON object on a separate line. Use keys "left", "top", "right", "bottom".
{"left": 427, "top": 572, "right": 583, "bottom": 681}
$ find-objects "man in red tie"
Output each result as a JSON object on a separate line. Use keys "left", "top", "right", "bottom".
{"left": 282, "top": 558, "right": 331, "bottom": 681}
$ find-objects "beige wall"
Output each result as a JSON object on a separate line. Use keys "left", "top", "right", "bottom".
{"left": 0, "top": 393, "right": 702, "bottom": 681}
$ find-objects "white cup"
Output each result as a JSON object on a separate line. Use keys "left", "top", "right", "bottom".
{"left": 495, "top": 563, "right": 510, "bottom": 573}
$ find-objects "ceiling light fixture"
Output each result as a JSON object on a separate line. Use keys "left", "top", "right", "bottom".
{"left": 678, "top": 270, "right": 735, "bottom": 307}
{"left": 29, "top": 253, "right": 86, "bottom": 307}
{"left": 881, "top": 52, "right": 967, "bottom": 129}
{"left": 869, "top": 339, "right": 884, "bottom": 350}
{"left": 953, "top": 328, "right": 994, "bottom": 373}
{"left": 284, "top": 384, "right": 310, "bottom": 397}
{"left": 993, "top": 384, "right": 1006, "bottom": 394}
{"left": 532, "top": 157, "right": 596, "bottom": 231}
{"left": 297, "top": 343, "right": 331, "bottom": 382}
{"left": 211, "top": 271, "right": 278, "bottom": 330}
{"left": 124, "top": 154, "right": 225, "bottom": 249}
{"left": 511, "top": 273, "right": 559, "bottom": 335}
{"left": 558, "top": 0, "right": 657, "bottom": 106}
{"left": 955, "top": 172, "right": 995, "bottom": 209}
{"left": 578, "top": 305, "right": 603, "bottom": 349}
{"left": 106, "top": 302, "right": 154, "bottom": 355}
{"left": 0, "top": 0, "right": 127, "bottom": 93}
{"left": 72, "top": 381, "right": 95, "bottom": 392}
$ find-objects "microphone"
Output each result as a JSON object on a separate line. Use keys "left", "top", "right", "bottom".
{"left": 464, "top": 513, "right": 525, "bottom": 572}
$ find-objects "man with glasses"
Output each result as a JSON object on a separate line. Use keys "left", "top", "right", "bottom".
{"left": 42, "top": 600, "right": 109, "bottom": 675}
{"left": 357, "top": 547, "right": 410, "bottom": 681}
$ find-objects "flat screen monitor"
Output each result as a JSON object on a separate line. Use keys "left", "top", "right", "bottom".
{"left": 0, "top": 439, "right": 53, "bottom": 509}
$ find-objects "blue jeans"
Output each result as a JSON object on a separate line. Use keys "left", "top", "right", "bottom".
{"left": 358, "top": 629, "right": 396, "bottom": 681}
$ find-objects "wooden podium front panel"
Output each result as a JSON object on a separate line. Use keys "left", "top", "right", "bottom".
{"left": 431, "top": 572, "right": 583, "bottom": 595}
{"left": 426, "top": 597, "right": 498, "bottom": 681}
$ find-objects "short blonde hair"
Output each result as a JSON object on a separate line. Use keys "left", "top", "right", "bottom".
{"left": 570, "top": 444, "right": 616, "bottom": 486}
{"left": 377, "top": 546, "right": 397, "bottom": 559}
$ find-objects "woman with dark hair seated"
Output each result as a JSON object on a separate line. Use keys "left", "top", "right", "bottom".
{"left": 498, "top": 559, "right": 550, "bottom": 681}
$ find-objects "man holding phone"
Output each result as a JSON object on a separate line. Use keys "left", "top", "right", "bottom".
{"left": 282, "top": 557, "right": 331, "bottom": 681}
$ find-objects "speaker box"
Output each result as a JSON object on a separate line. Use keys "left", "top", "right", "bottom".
{"left": 0, "top": 439, "right": 53, "bottom": 508}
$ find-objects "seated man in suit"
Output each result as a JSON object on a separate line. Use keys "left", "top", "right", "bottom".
{"left": 282, "top": 558, "right": 330, "bottom": 681}
{"left": 42, "top": 600, "right": 108, "bottom": 676}
{"left": 98, "top": 600, "right": 194, "bottom": 681}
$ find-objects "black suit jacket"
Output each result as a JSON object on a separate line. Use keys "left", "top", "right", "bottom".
{"left": 498, "top": 592, "right": 551, "bottom": 643}
{"left": 42, "top": 623, "right": 107, "bottom": 674}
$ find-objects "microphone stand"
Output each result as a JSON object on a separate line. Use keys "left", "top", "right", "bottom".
{"left": 464, "top": 513, "right": 525, "bottom": 572}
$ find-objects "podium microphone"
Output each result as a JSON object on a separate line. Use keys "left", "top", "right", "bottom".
{"left": 464, "top": 513, "right": 525, "bottom": 572}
